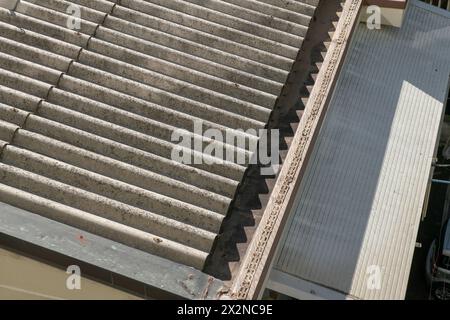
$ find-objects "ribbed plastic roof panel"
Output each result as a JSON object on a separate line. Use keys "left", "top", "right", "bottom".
{"left": 0, "top": 0, "right": 318, "bottom": 270}
{"left": 275, "top": 0, "right": 450, "bottom": 299}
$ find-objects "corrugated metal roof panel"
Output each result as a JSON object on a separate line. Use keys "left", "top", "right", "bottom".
{"left": 275, "top": 0, "right": 450, "bottom": 300}
{"left": 0, "top": 0, "right": 319, "bottom": 270}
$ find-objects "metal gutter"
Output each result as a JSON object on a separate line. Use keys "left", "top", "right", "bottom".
{"left": 0, "top": 201, "right": 225, "bottom": 299}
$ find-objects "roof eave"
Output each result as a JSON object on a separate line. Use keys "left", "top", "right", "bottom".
{"left": 0, "top": 201, "right": 226, "bottom": 300}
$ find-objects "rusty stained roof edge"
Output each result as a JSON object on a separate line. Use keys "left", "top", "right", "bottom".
{"left": 227, "top": 0, "right": 365, "bottom": 300}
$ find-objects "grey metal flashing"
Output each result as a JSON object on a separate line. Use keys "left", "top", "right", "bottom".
{"left": 0, "top": 201, "right": 226, "bottom": 300}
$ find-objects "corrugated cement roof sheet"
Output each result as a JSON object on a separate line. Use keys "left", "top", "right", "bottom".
{"left": 273, "top": 0, "right": 450, "bottom": 300}
{"left": 0, "top": 0, "right": 319, "bottom": 270}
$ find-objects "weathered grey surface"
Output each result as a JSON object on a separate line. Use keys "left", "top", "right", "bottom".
{"left": 274, "top": 0, "right": 450, "bottom": 300}
{"left": 0, "top": 0, "right": 318, "bottom": 269}
{"left": 0, "top": 202, "right": 225, "bottom": 299}
{"left": 0, "top": 0, "right": 18, "bottom": 10}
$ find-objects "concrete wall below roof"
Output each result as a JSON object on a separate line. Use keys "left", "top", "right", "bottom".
{"left": 365, "top": 0, "right": 408, "bottom": 9}
{"left": 360, "top": 5, "right": 407, "bottom": 27}
{"left": 0, "top": 247, "right": 140, "bottom": 300}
